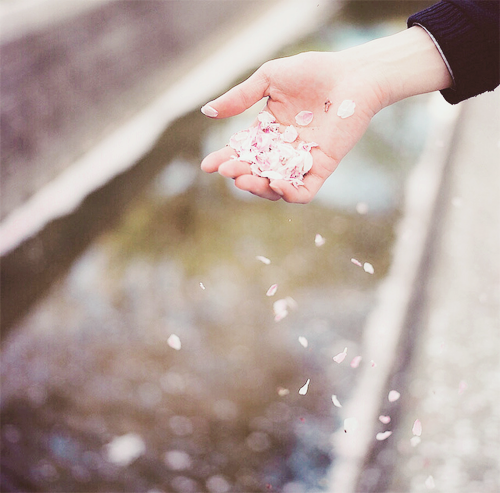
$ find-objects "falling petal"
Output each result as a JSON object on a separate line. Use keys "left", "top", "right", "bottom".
{"left": 273, "top": 299, "right": 289, "bottom": 322}
{"left": 167, "top": 334, "right": 182, "bottom": 350}
{"left": 388, "top": 390, "right": 400, "bottom": 402}
{"left": 256, "top": 255, "right": 271, "bottom": 265}
{"left": 274, "top": 311, "right": 288, "bottom": 322}
{"left": 298, "top": 336, "right": 308, "bottom": 348}
{"left": 351, "top": 258, "right": 362, "bottom": 267}
{"left": 295, "top": 110, "right": 314, "bottom": 126}
{"left": 277, "top": 387, "right": 290, "bottom": 396}
{"left": 356, "top": 202, "right": 369, "bottom": 214}
{"left": 274, "top": 298, "right": 288, "bottom": 311}
{"left": 315, "top": 234, "right": 326, "bottom": 246}
{"left": 266, "top": 284, "right": 278, "bottom": 296}
{"left": 458, "top": 380, "right": 467, "bottom": 394}
{"left": 299, "top": 379, "right": 310, "bottom": 395}
{"left": 199, "top": 282, "right": 206, "bottom": 290}
{"left": 343, "top": 417, "right": 358, "bottom": 433}
{"left": 333, "top": 347, "right": 347, "bottom": 364}
{"left": 337, "top": 100, "right": 356, "bottom": 119}
{"left": 376, "top": 431, "right": 392, "bottom": 441}
{"left": 412, "top": 419, "right": 422, "bottom": 437}
{"left": 332, "top": 395, "right": 342, "bottom": 408}
{"left": 410, "top": 436, "right": 421, "bottom": 447}
{"left": 363, "top": 262, "right": 374, "bottom": 274}
{"left": 350, "top": 356, "right": 362, "bottom": 368}
{"left": 425, "top": 476, "right": 435, "bottom": 489}
{"left": 371, "top": 360, "right": 377, "bottom": 368}
{"left": 378, "top": 415, "right": 391, "bottom": 424}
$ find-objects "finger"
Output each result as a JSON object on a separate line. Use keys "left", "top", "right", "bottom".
{"left": 269, "top": 180, "right": 312, "bottom": 204}
{"left": 234, "top": 175, "right": 282, "bottom": 201}
{"left": 201, "top": 147, "right": 238, "bottom": 173}
{"left": 269, "top": 168, "right": 330, "bottom": 205}
{"left": 201, "top": 65, "right": 270, "bottom": 119}
{"left": 218, "top": 160, "right": 252, "bottom": 179}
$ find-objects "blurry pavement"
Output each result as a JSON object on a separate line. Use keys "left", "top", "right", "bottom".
{"left": 346, "top": 88, "right": 500, "bottom": 493}
{"left": 327, "top": 88, "right": 499, "bottom": 493}
{"left": 384, "top": 88, "right": 500, "bottom": 493}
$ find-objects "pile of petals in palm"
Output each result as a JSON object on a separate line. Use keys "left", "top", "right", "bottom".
{"left": 228, "top": 110, "right": 318, "bottom": 188}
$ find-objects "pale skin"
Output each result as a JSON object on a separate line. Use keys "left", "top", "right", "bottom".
{"left": 200, "top": 26, "right": 452, "bottom": 203}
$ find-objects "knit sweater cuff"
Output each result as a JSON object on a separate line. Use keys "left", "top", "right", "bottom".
{"left": 408, "top": 1, "right": 499, "bottom": 104}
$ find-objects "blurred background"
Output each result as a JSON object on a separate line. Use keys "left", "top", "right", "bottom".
{"left": 1, "top": 1, "right": 498, "bottom": 492}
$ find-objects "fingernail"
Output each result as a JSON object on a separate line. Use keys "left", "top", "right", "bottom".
{"left": 201, "top": 104, "right": 218, "bottom": 118}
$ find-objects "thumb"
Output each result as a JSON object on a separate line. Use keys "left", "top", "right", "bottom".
{"left": 201, "top": 66, "right": 270, "bottom": 119}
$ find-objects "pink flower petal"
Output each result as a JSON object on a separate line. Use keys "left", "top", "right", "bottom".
{"left": 376, "top": 431, "right": 392, "bottom": 441}
{"left": 261, "top": 170, "right": 284, "bottom": 180}
{"left": 378, "top": 415, "right": 391, "bottom": 424}
{"left": 315, "top": 234, "right": 326, "bottom": 246}
{"left": 277, "top": 387, "right": 290, "bottom": 396}
{"left": 282, "top": 125, "right": 298, "bottom": 143}
{"left": 273, "top": 299, "right": 289, "bottom": 322}
{"left": 363, "top": 262, "right": 374, "bottom": 274}
{"left": 337, "top": 100, "right": 356, "bottom": 119}
{"left": 388, "top": 390, "right": 400, "bottom": 402}
{"left": 256, "top": 255, "right": 271, "bottom": 265}
{"left": 356, "top": 202, "right": 369, "bottom": 214}
{"left": 412, "top": 419, "right": 422, "bottom": 437}
{"left": 371, "top": 360, "right": 377, "bottom": 368}
{"left": 228, "top": 111, "right": 317, "bottom": 187}
{"left": 266, "top": 284, "right": 278, "bottom": 296}
{"left": 350, "top": 356, "right": 362, "bottom": 368}
{"left": 333, "top": 347, "right": 347, "bottom": 364}
{"left": 332, "top": 395, "right": 342, "bottom": 408}
{"left": 274, "top": 311, "right": 288, "bottom": 322}
{"left": 298, "top": 336, "right": 308, "bottom": 348}
{"left": 351, "top": 258, "right": 362, "bottom": 267}
{"left": 410, "top": 436, "right": 421, "bottom": 447}
{"left": 258, "top": 110, "right": 276, "bottom": 122}
{"left": 458, "top": 380, "right": 467, "bottom": 394}
{"left": 295, "top": 110, "right": 314, "bottom": 126}
{"left": 167, "top": 334, "right": 182, "bottom": 350}
{"left": 298, "top": 379, "right": 310, "bottom": 395}
{"left": 199, "top": 282, "right": 206, "bottom": 290}
{"left": 425, "top": 476, "right": 435, "bottom": 489}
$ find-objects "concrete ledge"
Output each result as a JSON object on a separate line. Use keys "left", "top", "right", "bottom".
{"left": 326, "top": 93, "right": 461, "bottom": 492}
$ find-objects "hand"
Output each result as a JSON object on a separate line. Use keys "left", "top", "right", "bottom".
{"left": 200, "top": 51, "right": 384, "bottom": 203}
{"left": 200, "top": 28, "right": 451, "bottom": 203}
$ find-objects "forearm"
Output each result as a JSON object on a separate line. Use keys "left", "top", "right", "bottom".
{"left": 342, "top": 26, "right": 453, "bottom": 109}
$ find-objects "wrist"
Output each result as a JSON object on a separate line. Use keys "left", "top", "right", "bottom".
{"left": 346, "top": 26, "right": 453, "bottom": 109}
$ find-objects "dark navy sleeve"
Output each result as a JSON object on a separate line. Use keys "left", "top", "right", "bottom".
{"left": 408, "top": 0, "right": 500, "bottom": 104}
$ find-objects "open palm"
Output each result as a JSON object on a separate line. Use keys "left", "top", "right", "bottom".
{"left": 201, "top": 51, "right": 386, "bottom": 203}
